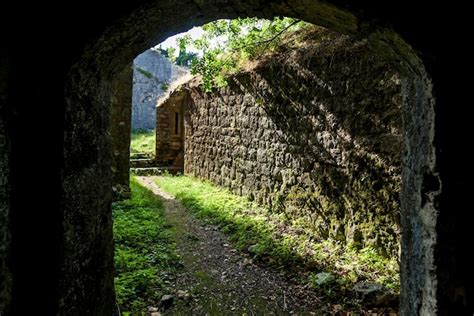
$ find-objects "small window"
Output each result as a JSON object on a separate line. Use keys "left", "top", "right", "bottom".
{"left": 175, "top": 112, "right": 179, "bottom": 135}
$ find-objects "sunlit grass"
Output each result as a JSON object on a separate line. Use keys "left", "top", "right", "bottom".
{"left": 130, "top": 129, "right": 155, "bottom": 155}
{"left": 113, "top": 177, "right": 179, "bottom": 313}
{"left": 156, "top": 174, "right": 399, "bottom": 298}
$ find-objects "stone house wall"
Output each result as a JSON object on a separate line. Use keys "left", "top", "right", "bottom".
{"left": 180, "top": 29, "right": 403, "bottom": 257}
{"left": 155, "top": 89, "right": 186, "bottom": 169}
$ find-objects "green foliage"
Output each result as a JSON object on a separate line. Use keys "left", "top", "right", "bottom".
{"left": 176, "top": 51, "right": 198, "bottom": 67}
{"left": 190, "top": 48, "right": 237, "bottom": 91}
{"left": 130, "top": 129, "right": 155, "bottom": 155}
{"left": 156, "top": 175, "right": 400, "bottom": 298}
{"left": 156, "top": 45, "right": 177, "bottom": 63}
{"left": 113, "top": 177, "right": 179, "bottom": 313}
{"left": 168, "top": 17, "right": 307, "bottom": 91}
{"left": 156, "top": 42, "right": 197, "bottom": 67}
{"left": 175, "top": 37, "right": 199, "bottom": 67}
{"left": 201, "top": 17, "right": 303, "bottom": 57}
{"left": 136, "top": 67, "right": 154, "bottom": 79}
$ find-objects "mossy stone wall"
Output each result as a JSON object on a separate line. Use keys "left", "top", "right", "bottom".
{"left": 184, "top": 29, "right": 402, "bottom": 257}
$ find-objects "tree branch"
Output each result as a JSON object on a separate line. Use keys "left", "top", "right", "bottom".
{"left": 254, "top": 19, "right": 301, "bottom": 46}
{"left": 230, "top": 19, "right": 302, "bottom": 53}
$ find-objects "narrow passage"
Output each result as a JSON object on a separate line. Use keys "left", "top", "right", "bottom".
{"left": 136, "top": 176, "right": 325, "bottom": 314}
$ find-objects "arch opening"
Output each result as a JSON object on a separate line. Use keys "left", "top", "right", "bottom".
{"left": 62, "top": 8, "right": 438, "bottom": 315}
{"left": 120, "top": 19, "right": 403, "bottom": 313}
{"left": 103, "top": 10, "right": 429, "bottom": 314}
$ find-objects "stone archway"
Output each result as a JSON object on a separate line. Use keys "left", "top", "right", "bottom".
{"left": 66, "top": 3, "right": 437, "bottom": 313}
{"left": 1, "top": 0, "right": 470, "bottom": 315}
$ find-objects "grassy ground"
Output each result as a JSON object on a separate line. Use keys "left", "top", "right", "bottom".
{"left": 130, "top": 129, "right": 155, "bottom": 156}
{"left": 156, "top": 175, "right": 399, "bottom": 299}
{"left": 113, "top": 177, "right": 179, "bottom": 314}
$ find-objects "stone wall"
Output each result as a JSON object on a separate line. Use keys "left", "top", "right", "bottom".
{"left": 132, "top": 49, "right": 188, "bottom": 131}
{"left": 0, "top": 115, "right": 10, "bottom": 314}
{"left": 111, "top": 64, "right": 133, "bottom": 199}
{"left": 156, "top": 89, "right": 186, "bottom": 169}
{"left": 183, "top": 29, "right": 402, "bottom": 257}
{"left": 0, "top": 51, "right": 11, "bottom": 314}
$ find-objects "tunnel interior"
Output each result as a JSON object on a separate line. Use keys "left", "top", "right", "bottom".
{"left": 0, "top": 0, "right": 472, "bottom": 314}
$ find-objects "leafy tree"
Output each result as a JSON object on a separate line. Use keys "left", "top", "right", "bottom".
{"left": 171, "top": 36, "right": 197, "bottom": 67}
{"left": 155, "top": 45, "right": 168, "bottom": 57}
{"left": 191, "top": 17, "right": 306, "bottom": 91}
{"left": 160, "top": 17, "right": 307, "bottom": 91}
{"left": 156, "top": 45, "right": 177, "bottom": 62}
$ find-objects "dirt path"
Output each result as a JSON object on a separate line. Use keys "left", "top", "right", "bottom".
{"left": 137, "top": 176, "right": 327, "bottom": 315}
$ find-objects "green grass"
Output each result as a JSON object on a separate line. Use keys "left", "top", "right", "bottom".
{"left": 130, "top": 129, "right": 155, "bottom": 156}
{"left": 113, "top": 177, "right": 179, "bottom": 313}
{"left": 156, "top": 175, "right": 399, "bottom": 300}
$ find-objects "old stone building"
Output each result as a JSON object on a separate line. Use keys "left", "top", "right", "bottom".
{"left": 155, "top": 88, "right": 187, "bottom": 169}
{"left": 132, "top": 49, "right": 188, "bottom": 130}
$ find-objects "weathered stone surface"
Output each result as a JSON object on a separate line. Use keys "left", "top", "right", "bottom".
{"left": 130, "top": 167, "right": 181, "bottom": 176}
{"left": 129, "top": 158, "right": 157, "bottom": 168}
{"left": 182, "top": 29, "right": 402, "bottom": 257}
{"left": 58, "top": 65, "right": 116, "bottom": 314}
{"left": 156, "top": 89, "right": 186, "bottom": 169}
{"left": 354, "top": 281, "right": 398, "bottom": 306}
{"left": 0, "top": 50, "right": 11, "bottom": 314}
{"left": 160, "top": 294, "right": 174, "bottom": 309}
{"left": 132, "top": 50, "right": 188, "bottom": 130}
{"left": 111, "top": 64, "right": 133, "bottom": 200}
